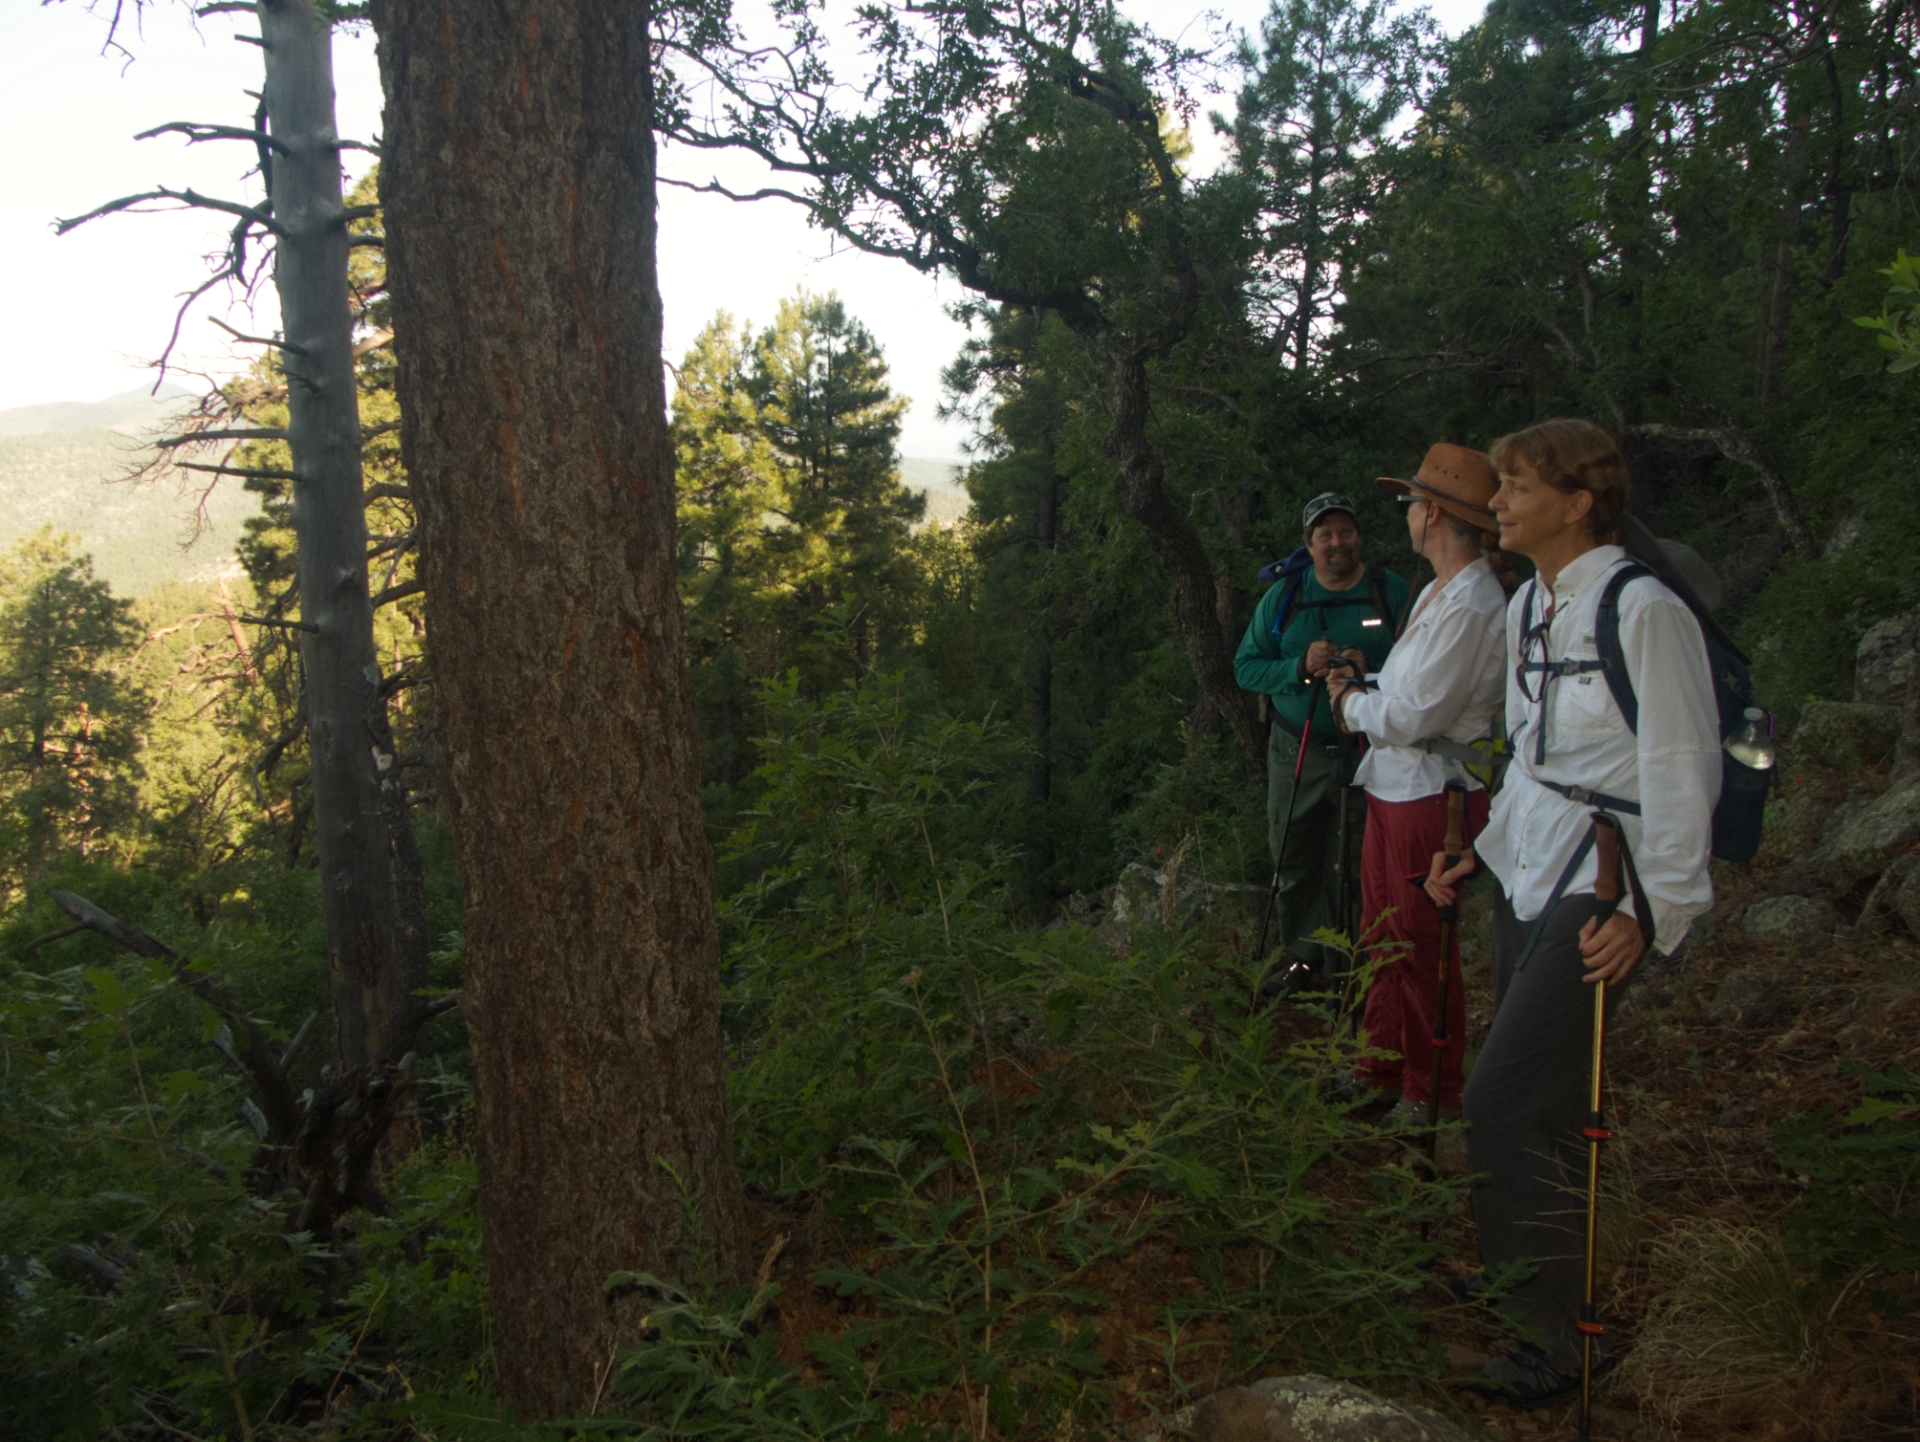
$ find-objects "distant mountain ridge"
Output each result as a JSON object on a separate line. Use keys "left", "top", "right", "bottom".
{"left": 0, "top": 384, "right": 199, "bottom": 439}
{"left": 900, "top": 456, "right": 968, "bottom": 527}
{"left": 0, "top": 387, "right": 255, "bottom": 597}
{"left": 0, "top": 389, "right": 967, "bottom": 597}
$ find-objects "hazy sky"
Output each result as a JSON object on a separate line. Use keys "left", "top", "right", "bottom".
{"left": 2, "top": 0, "right": 1484, "bottom": 460}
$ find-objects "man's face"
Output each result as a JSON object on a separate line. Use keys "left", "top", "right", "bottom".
{"left": 1308, "top": 513, "right": 1362, "bottom": 581}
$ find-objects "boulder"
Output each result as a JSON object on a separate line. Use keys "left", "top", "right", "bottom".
{"left": 1805, "top": 771, "right": 1920, "bottom": 889}
{"left": 1858, "top": 853, "right": 1920, "bottom": 938}
{"left": 1902, "top": 861, "right": 1920, "bottom": 941}
{"left": 1188, "top": 1376, "right": 1468, "bottom": 1442}
{"left": 1793, "top": 701, "right": 1905, "bottom": 770}
{"left": 1740, "top": 894, "right": 1839, "bottom": 946}
{"left": 1855, "top": 609, "right": 1920, "bottom": 706}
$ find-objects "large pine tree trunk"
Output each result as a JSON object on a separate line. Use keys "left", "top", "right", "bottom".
{"left": 258, "top": 0, "right": 407, "bottom": 1069}
{"left": 371, "top": 0, "right": 749, "bottom": 1417}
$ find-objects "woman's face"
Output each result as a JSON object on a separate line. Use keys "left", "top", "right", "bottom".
{"left": 1402, "top": 495, "right": 1433, "bottom": 556}
{"left": 1491, "top": 458, "right": 1590, "bottom": 559}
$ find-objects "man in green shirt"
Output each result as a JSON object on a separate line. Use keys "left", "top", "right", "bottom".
{"left": 1235, "top": 492, "right": 1409, "bottom": 982}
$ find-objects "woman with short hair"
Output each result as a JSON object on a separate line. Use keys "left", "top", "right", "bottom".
{"left": 1425, "top": 418, "right": 1721, "bottom": 1405}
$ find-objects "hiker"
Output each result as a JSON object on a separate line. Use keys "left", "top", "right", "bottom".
{"left": 1424, "top": 419, "right": 1721, "bottom": 1406}
{"left": 1326, "top": 445, "right": 1512, "bottom": 1161}
{"left": 1235, "top": 492, "right": 1409, "bottom": 983}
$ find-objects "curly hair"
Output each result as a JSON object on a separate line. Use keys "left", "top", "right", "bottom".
{"left": 1488, "top": 418, "right": 1630, "bottom": 545}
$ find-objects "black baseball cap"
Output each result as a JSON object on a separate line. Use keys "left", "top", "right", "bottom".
{"left": 1302, "top": 491, "right": 1358, "bottom": 532}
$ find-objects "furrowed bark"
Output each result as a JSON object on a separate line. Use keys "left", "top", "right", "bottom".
{"left": 372, "top": 0, "right": 749, "bottom": 1417}
{"left": 258, "top": 0, "right": 402, "bottom": 1070}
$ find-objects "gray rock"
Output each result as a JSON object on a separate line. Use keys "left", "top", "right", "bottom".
{"left": 1902, "top": 861, "right": 1920, "bottom": 942}
{"left": 1188, "top": 1376, "right": 1468, "bottom": 1442}
{"left": 1740, "top": 894, "right": 1839, "bottom": 945}
{"left": 1807, "top": 774, "right": 1920, "bottom": 889}
{"left": 1856, "top": 852, "right": 1920, "bottom": 936}
{"left": 1855, "top": 609, "right": 1920, "bottom": 706}
{"left": 1793, "top": 701, "right": 1905, "bottom": 769}
{"left": 1708, "top": 968, "right": 1784, "bottom": 1026}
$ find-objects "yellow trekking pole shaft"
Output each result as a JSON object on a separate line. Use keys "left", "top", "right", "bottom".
{"left": 1576, "top": 816, "right": 1622, "bottom": 1442}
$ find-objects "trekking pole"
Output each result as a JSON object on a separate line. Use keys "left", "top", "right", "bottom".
{"left": 1253, "top": 688, "right": 1315, "bottom": 967}
{"left": 1425, "top": 780, "right": 1469, "bottom": 1169}
{"left": 1575, "top": 815, "right": 1623, "bottom": 1442}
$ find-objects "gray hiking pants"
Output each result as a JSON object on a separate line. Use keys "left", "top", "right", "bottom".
{"left": 1464, "top": 889, "right": 1624, "bottom": 1372}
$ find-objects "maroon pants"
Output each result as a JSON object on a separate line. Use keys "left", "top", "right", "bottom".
{"left": 1357, "top": 788, "right": 1489, "bottom": 1106}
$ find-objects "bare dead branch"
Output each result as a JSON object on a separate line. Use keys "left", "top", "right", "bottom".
{"left": 209, "top": 316, "right": 309, "bottom": 356}
{"left": 21, "top": 922, "right": 88, "bottom": 954}
{"left": 370, "top": 578, "right": 424, "bottom": 609}
{"left": 178, "top": 462, "right": 300, "bottom": 481}
{"left": 157, "top": 428, "right": 289, "bottom": 448}
{"left": 55, "top": 187, "right": 283, "bottom": 238}
{"left": 238, "top": 614, "right": 320, "bottom": 634}
{"left": 422, "top": 993, "right": 462, "bottom": 1020}
{"left": 363, "top": 482, "right": 410, "bottom": 503}
{"left": 135, "top": 120, "right": 291, "bottom": 154}
{"left": 1626, "top": 412, "right": 1819, "bottom": 560}
{"left": 353, "top": 327, "right": 394, "bottom": 359}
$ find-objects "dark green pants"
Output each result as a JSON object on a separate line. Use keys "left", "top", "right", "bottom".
{"left": 1265, "top": 724, "right": 1365, "bottom": 966}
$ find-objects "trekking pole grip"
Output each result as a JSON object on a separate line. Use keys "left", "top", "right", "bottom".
{"left": 1438, "top": 781, "right": 1467, "bottom": 923}
{"left": 1592, "top": 814, "right": 1622, "bottom": 913}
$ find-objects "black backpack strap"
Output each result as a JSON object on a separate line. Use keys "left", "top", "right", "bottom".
{"left": 1513, "top": 810, "right": 1659, "bottom": 971}
{"left": 1594, "top": 564, "right": 1652, "bottom": 734}
{"left": 1269, "top": 568, "right": 1308, "bottom": 642}
{"left": 1367, "top": 566, "right": 1400, "bottom": 640}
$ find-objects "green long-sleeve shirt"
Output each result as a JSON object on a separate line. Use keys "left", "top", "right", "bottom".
{"left": 1234, "top": 563, "right": 1410, "bottom": 734}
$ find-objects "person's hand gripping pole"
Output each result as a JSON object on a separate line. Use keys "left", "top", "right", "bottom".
{"left": 1576, "top": 814, "right": 1623, "bottom": 1442}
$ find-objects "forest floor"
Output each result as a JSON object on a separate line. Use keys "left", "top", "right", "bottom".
{"left": 739, "top": 756, "right": 1920, "bottom": 1442}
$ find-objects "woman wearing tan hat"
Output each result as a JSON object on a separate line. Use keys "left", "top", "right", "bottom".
{"left": 1328, "top": 444, "right": 1512, "bottom": 1163}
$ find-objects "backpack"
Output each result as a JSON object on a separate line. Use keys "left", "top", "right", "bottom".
{"left": 1591, "top": 553, "right": 1769, "bottom": 863}
{"left": 1257, "top": 548, "right": 1401, "bottom": 643}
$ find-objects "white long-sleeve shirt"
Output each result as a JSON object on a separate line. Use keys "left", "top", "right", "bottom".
{"left": 1341, "top": 556, "right": 1507, "bottom": 803}
{"left": 1474, "top": 545, "right": 1721, "bottom": 954}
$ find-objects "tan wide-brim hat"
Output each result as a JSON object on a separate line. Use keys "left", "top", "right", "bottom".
{"left": 1377, "top": 443, "right": 1500, "bottom": 536}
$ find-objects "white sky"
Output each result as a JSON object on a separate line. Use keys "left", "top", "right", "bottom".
{"left": 1, "top": 0, "right": 1485, "bottom": 460}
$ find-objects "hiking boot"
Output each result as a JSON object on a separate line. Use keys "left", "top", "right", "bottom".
{"left": 1433, "top": 1267, "right": 1488, "bottom": 1302}
{"left": 1468, "top": 1343, "right": 1616, "bottom": 1409}
{"left": 1327, "top": 1067, "right": 1386, "bottom": 1104}
{"left": 1435, "top": 1127, "right": 1471, "bottom": 1175}
{"left": 1382, "top": 1096, "right": 1460, "bottom": 1128}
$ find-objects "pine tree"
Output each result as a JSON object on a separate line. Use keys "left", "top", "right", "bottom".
{"left": 0, "top": 529, "right": 148, "bottom": 888}
{"left": 745, "top": 293, "right": 922, "bottom": 682}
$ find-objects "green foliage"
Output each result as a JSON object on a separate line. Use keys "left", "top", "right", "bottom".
{"left": 0, "top": 862, "right": 483, "bottom": 1440}
{"left": 670, "top": 671, "right": 1457, "bottom": 1442}
{"left": 1854, "top": 250, "right": 1920, "bottom": 374}
{"left": 0, "top": 529, "right": 149, "bottom": 891}
{"left": 676, "top": 295, "right": 928, "bottom": 788}
{"left": 1777, "top": 1064, "right": 1920, "bottom": 1283}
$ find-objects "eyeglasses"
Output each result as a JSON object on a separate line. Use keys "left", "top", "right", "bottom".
{"left": 1396, "top": 494, "right": 1424, "bottom": 514}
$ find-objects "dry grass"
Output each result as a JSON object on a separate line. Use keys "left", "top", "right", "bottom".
{"left": 1617, "top": 1219, "right": 1850, "bottom": 1416}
